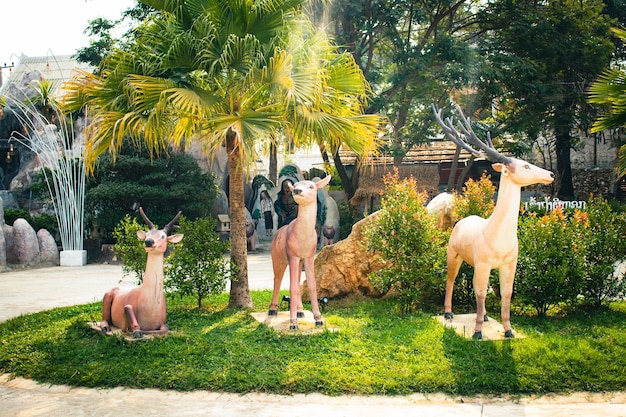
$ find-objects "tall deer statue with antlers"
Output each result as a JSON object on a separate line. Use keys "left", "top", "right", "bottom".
{"left": 100, "top": 208, "right": 183, "bottom": 338}
{"left": 433, "top": 104, "right": 554, "bottom": 339}
{"left": 268, "top": 176, "right": 332, "bottom": 330}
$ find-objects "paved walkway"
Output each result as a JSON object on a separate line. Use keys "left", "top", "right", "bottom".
{"left": 1, "top": 251, "right": 625, "bottom": 417}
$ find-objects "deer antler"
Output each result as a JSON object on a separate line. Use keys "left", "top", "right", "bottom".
{"left": 139, "top": 207, "right": 155, "bottom": 230}
{"left": 163, "top": 211, "right": 183, "bottom": 235}
{"left": 432, "top": 104, "right": 512, "bottom": 165}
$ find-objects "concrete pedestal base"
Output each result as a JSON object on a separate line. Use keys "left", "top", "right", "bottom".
{"left": 60, "top": 250, "right": 87, "bottom": 266}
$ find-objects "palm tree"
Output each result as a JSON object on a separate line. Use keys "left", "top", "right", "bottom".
{"left": 588, "top": 27, "right": 626, "bottom": 177}
{"left": 62, "top": 0, "right": 382, "bottom": 308}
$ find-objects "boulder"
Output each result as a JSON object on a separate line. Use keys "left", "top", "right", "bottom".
{"left": 303, "top": 212, "right": 383, "bottom": 300}
{"left": 10, "top": 218, "right": 39, "bottom": 265}
{"left": 37, "top": 229, "right": 59, "bottom": 265}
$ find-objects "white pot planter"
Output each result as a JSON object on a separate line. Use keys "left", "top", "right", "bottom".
{"left": 60, "top": 250, "right": 87, "bottom": 266}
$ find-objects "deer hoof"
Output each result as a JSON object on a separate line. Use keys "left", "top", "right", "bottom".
{"left": 297, "top": 311, "right": 305, "bottom": 318}
{"left": 504, "top": 330, "right": 515, "bottom": 338}
{"left": 472, "top": 331, "right": 483, "bottom": 340}
{"left": 100, "top": 326, "right": 110, "bottom": 334}
{"left": 133, "top": 330, "right": 144, "bottom": 339}
{"left": 484, "top": 314, "right": 489, "bottom": 322}
{"left": 315, "top": 320, "right": 324, "bottom": 327}
{"left": 289, "top": 324, "right": 299, "bottom": 331}
{"left": 443, "top": 312, "right": 454, "bottom": 320}
{"left": 268, "top": 309, "right": 277, "bottom": 316}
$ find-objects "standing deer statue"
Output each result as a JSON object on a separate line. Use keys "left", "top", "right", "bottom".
{"left": 433, "top": 104, "right": 554, "bottom": 339}
{"left": 100, "top": 208, "right": 183, "bottom": 338}
{"left": 268, "top": 175, "right": 332, "bottom": 330}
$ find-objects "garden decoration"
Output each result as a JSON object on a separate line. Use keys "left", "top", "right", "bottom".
{"left": 100, "top": 208, "right": 183, "bottom": 338}
{"left": 433, "top": 104, "right": 554, "bottom": 339}
{"left": 268, "top": 176, "right": 332, "bottom": 330}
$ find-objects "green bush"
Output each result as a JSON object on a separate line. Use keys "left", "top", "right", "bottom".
{"left": 4, "top": 209, "right": 58, "bottom": 240}
{"left": 112, "top": 215, "right": 146, "bottom": 283}
{"left": 337, "top": 201, "right": 357, "bottom": 240}
{"left": 516, "top": 209, "right": 588, "bottom": 316}
{"left": 364, "top": 170, "right": 447, "bottom": 313}
{"left": 165, "top": 216, "right": 230, "bottom": 309}
{"left": 85, "top": 140, "right": 218, "bottom": 239}
{"left": 579, "top": 197, "right": 626, "bottom": 307}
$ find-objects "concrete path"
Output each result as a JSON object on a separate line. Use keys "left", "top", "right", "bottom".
{"left": 1, "top": 251, "right": 625, "bottom": 417}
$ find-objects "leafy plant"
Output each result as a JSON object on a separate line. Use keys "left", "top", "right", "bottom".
{"left": 516, "top": 209, "right": 588, "bottom": 316}
{"left": 112, "top": 215, "right": 146, "bottom": 283}
{"left": 579, "top": 197, "right": 626, "bottom": 307}
{"left": 85, "top": 139, "right": 218, "bottom": 239}
{"left": 452, "top": 173, "right": 496, "bottom": 221}
{"left": 165, "top": 216, "right": 230, "bottom": 309}
{"left": 3, "top": 209, "right": 58, "bottom": 240}
{"left": 364, "top": 169, "right": 447, "bottom": 312}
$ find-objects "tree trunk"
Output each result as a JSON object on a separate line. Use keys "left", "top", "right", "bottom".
{"left": 332, "top": 150, "right": 356, "bottom": 200}
{"left": 269, "top": 139, "right": 277, "bottom": 186}
{"left": 226, "top": 130, "right": 253, "bottom": 309}
{"left": 555, "top": 129, "right": 575, "bottom": 200}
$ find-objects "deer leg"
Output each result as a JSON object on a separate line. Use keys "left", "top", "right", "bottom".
{"left": 472, "top": 264, "right": 491, "bottom": 340}
{"left": 499, "top": 263, "right": 517, "bottom": 338}
{"left": 288, "top": 257, "right": 302, "bottom": 330}
{"left": 100, "top": 289, "right": 117, "bottom": 334}
{"left": 303, "top": 256, "right": 323, "bottom": 326}
{"left": 444, "top": 250, "right": 462, "bottom": 319}
{"left": 124, "top": 304, "right": 143, "bottom": 338}
{"left": 268, "top": 257, "right": 287, "bottom": 316}
{"left": 296, "top": 260, "right": 305, "bottom": 318}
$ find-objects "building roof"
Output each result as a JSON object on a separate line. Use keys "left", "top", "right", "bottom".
{"left": 339, "top": 141, "right": 477, "bottom": 166}
{"left": 0, "top": 54, "right": 92, "bottom": 96}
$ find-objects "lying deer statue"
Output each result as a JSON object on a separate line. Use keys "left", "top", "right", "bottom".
{"left": 100, "top": 208, "right": 183, "bottom": 338}
{"left": 433, "top": 104, "right": 554, "bottom": 339}
{"left": 268, "top": 175, "right": 332, "bottom": 330}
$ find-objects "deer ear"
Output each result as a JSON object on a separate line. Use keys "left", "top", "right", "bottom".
{"left": 492, "top": 163, "right": 506, "bottom": 174}
{"left": 137, "top": 230, "right": 147, "bottom": 241}
{"left": 168, "top": 234, "right": 184, "bottom": 243}
{"left": 316, "top": 175, "right": 332, "bottom": 189}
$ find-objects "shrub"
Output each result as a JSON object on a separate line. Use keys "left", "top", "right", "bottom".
{"left": 165, "top": 216, "right": 230, "bottom": 309}
{"left": 112, "top": 215, "right": 146, "bottom": 283}
{"left": 451, "top": 173, "right": 496, "bottom": 221}
{"left": 85, "top": 140, "right": 218, "bottom": 239}
{"left": 364, "top": 170, "right": 447, "bottom": 313}
{"left": 579, "top": 197, "right": 626, "bottom": 307}
{"left": 4, "top": 209, "right": 58, "bottom": 242}
{"left": 516, "top": 209, "right": 588, "bottom": 316}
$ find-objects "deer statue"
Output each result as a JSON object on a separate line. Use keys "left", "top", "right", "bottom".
{"left": 433, "top": 104, "right": 554, "bottom": 340}
{"left": 268, "top": 175, "right": 332, "bottom": 330}
{"left": 100, "top": 208, "right": 183, "bottom": 338}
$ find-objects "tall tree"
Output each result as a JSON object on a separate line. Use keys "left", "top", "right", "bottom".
{"left": 476, "top": 0, "right": 615, "bottom": 199}
{"left": 62, "top": 0, "right": 381, "bottom": 308}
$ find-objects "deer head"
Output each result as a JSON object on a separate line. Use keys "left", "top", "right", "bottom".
{"left": 432, "top": 104, "right": 554, "bottom": 186}
{"left": 137, "top": 207, "right": 184, "bottom": 253}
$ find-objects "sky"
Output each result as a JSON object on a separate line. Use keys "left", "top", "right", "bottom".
{"left": 1, "top": 0, "right": 136, "bottom": 81}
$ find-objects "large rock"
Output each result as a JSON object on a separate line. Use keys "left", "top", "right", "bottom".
{"left": 10, "top": 218, "right": 40, "bottom": 266}
{"left": 303, "top": 212, "right": 383, "bottom": 300}
{"left": 37, "top": 229, "right": 59, "bottom": 265}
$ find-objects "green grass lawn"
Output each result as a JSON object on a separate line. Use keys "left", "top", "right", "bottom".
{"left": 1, "top": 291, "right": 625, "bottom": 396}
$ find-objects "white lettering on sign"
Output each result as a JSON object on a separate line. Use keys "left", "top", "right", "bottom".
{"left": 524, "top": 196, "right": 587, "bottom": 211}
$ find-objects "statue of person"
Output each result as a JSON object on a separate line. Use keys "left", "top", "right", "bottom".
{"left": 260, "top": 190, "right": 274, "bottom": 236}
{"left": 274, "top": 178, "right": 298, "bottom": 229}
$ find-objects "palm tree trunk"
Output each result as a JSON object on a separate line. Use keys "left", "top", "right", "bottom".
{"left": 226, "top": 130, "right": 253, "bottom": 308}
{"left": 269, "top": 139, "right": 277, "bottom": 186}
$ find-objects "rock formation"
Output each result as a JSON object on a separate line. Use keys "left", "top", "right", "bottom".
{"left": 303, "top": 212, "right": 383, "bottom": 300}
{"left": 38, "top": 229, "right": 60, "bottom": 265}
